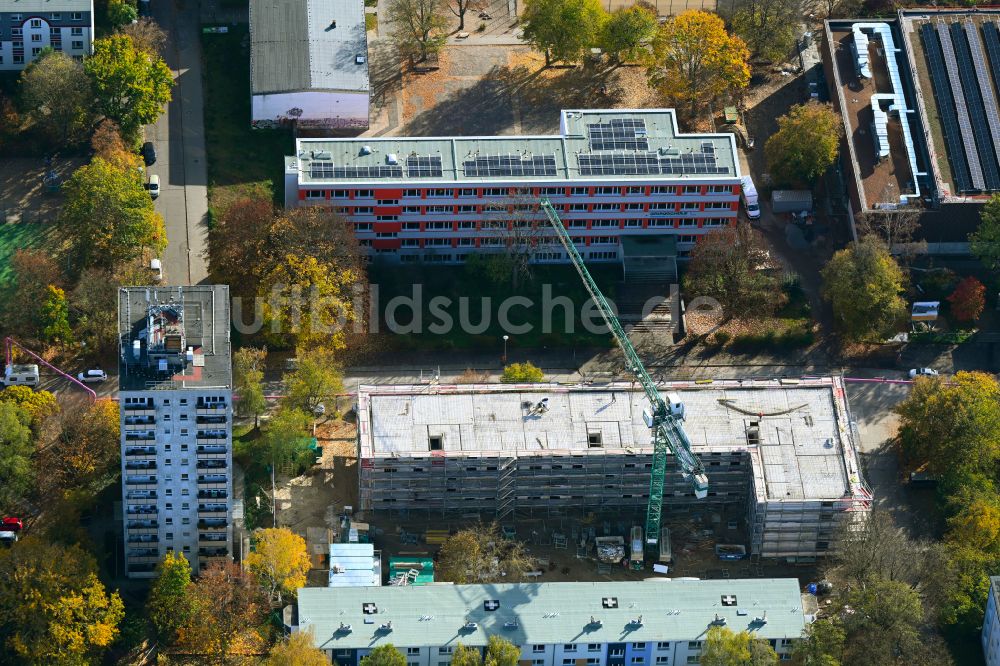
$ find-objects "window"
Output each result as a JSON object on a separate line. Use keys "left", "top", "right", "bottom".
{"left": 680, "top": 202, "right": 700, "bottom": 211}
{"left": 483, "top": 188, "right": 505, "bottom": 197}
{"left": 533, "top": 661, "right": 545, "bottom": 666}
{"left": 459, "top": 188, "right": 476, "bottom": 196}
{"left": 593, "top": 203, "right": 618, "bottom": 211}
{"left": 31, "top": 33, "right": 41, "bottom": 41}
{"left": 11, "top": 28, "right": 21, "bottom": 36}
{"left": 571, "top": 187, "right": 589, "bottom": 195}
{"left": 403, "top": 222, "right": 420, "bottom": 230}
{"left": 377, "top": 199, "right": 399, "bottom": 205}
{"left": 679, "top": 219, "right": 697, "bottom": 227}
{"left": 30, "top": 19, "right": 42, "bottom": 28}
{"left": 564, "top": 645, "right": 577, "bottom": 652}
{"left": 165, "top": 489, "right": 172, "bottom": 496}
{"left": 306, "top": 190, "right": 324, "bottom": 199}
{"left": 630, "top": 658, "right": 644, "bottom": 665}
{"left": 407, "top": 648, "right": 421, "bottom": 656}
{"left": 705, "top": 202, "right": 730, "bottom": 210}
{"left": 595, "top": 186, "right": 618, "bottom": 196}
{"left": 587, "top": 660, "right": 600, "bottom": 665}
{"left": 632, "top": 644, "right": 645, "bottom": 650}
{"left": 72, "top": 12, "right": 83, "bottom": 19}
{"left": 181, "top": 459, "right": 189, "bottom": 466}
{"left": 401, "top": 239, "right": 420, "bottom": 247}
{"left": 708, "top": 185, "right": 730, "bottom": 194}
{"left": 428, "top": 188, "right": 452, "bottom": 197}
{"left": 655, "top": 658, "right": 669, "bottom": 665}
{"left": 682, "top": 185, "right": 700, "bottom": 195}
{"left": 404, "top": 189, "right": 422, "bottom": 197}
{"left": 563, "top": 660, "right": 575, "bottom": 665}
{"left": 408, "top": 662, "right": 419, "bottom": 666}
{"left": 356, "top": 190, "right": 374, "bottom": 197}
{"left": 165, "top": 459, "right": 172, "bottom": 466}
{"left": 182, "top": 517, "right": 190, "bottom": 525}
{"left": 610, "top": 648, "right": 625, "bottom": 657}
{"left": 533, "top": 646, "right": 545, "bottom": 654}
{"left": 458, "top": 205, "right": 476, "bottom": 213}
{"left": 12, "top": 54, "right": 23, "bottom": 64}
{"left": 70, "top": 26, "right": 83, "bottom": 36}
{"left": 10, "top": 13, "right": 21, "bottom": 20}
{"left": 180, "top": 429, "right": 188, "bottom": 436}
{"left": 687, "top": 642, "right": 701, "bottom": 651}
{"left": 165, "top": 532, "right": 173, "bottom": 540}
{"left": 355, "top": 206, "right": 374, "bottom": 214}
{"left": 458, "top": 221, "right": 476, "bottom": 229}
{"left": 656, "top": 643, "right": 670, "bottom": 651}
{"left": 438, "top": 647, "right": 454, "bottom": 655}
{"left": 179, "top": 414, "right": 188, "bottom": 421}
{"left": 588, "top": 645, "right": 601, "bottom": 653}
{"left": 356, "top": 223, "right": 373, "bottom": 231}
{"left": 181, "top": 474, "right": 189, "bottom": 481}
{"left": 182, "top": 503, "right": 189, "bottom": 510}
{"left": 333, "top": 190, "right": 348, "bottom": 198}
{"left": 31, "top": 47, "right": 41, "bottom": 55}
{"left": 685, "top": 658, "right": 699, "bottom": 665}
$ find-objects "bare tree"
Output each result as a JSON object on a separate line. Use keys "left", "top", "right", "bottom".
{"left": 437, "top": 523, "right": 536, "bottom": 583}
{"left": 857, "top": 207, "right": 924, "bottom": 251}
{"left": 478, "top": 190, "right": 559, "bottom": 289}
{"left": 385, "top": 0, "right": 449, "bottom": 62}
{"left": 119, "top": 18, "right": 167, "bottom": 55}
{"left": 448, "top": 0, "right": 485, "bottom": 31}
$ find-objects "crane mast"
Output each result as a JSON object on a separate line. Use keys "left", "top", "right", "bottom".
{"left": 538, "top": 199, "right": 708, "bottom": 546}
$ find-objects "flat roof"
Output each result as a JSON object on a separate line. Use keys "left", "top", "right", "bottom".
{"left": 1, "top": 0, "right": 91, "bottom": 12}
{"left": 250, "top": 0, "right": 368, "bottom": 95}
{"left": 357, "top": 377, "right": 863, "bottom": 502}
{"left": 117, "top": 286, "right": 232, "bottom": 392}
{"left": 297, "top": 580, "right": 806, "bottom": 649}
{"left": 329, "top": 543, "right": 381, "bottom": 588}
{"left": 286, "top": 109, "right": 741, "bottom": 186}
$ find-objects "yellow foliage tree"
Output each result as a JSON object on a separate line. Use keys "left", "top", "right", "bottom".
{"left": 948, "top": 495, "right": 1000, "bottom": 555}
{"left": 765, "top": 102, "right": 843, "bottom": 186}
{"left": 265, "top": 628, "right": 330, "bottom": 666}
{"left": 51, "top": 399, "right": 121, "bottom": 498}
{"left": 260, "top": 254, "right": 360, "bottom": 351}
{"left": 647, "top": 10, "right": 750, "bottom": 118}
{"left": 0, "top": 385, "right": 58, "bottom": 432}
{"left": 245, "top": 527, "right": 311, "bottom": 604}
{"left": 820, "top": 239, "right": 907, "bottom": 342}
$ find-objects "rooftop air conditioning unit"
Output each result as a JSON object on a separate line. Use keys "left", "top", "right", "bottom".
{"left": 356, "top": 55, "right": 366, "bottom": 64}
{"left": 386, "top": 153, "right": 399, "bottom": 165}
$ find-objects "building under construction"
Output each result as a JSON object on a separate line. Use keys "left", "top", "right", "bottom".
{"left": 357, "top": 376, "right": 871, "bottom": 562}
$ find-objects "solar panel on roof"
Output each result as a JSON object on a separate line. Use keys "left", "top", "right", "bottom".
{"left": 588, "top": 118, "right": 650, "bottom": 151}
{"left": 578, "top": 153, "right": 660, "bottom": 176}
{"left": 309, "top": 160, "right": 403, "bottom": 180}
{"left": 937, "top": 21, "right": 986, "bottom": 190}
{"left": 406, "top": 155, "right": 444, "bottom": 178}
{"left": 310, "top": 161, "right": 334, "bottom": 178}
{"left": 948, "top": 22, "right": 999, "bottom": 189}
{"left": 922, "top": 23, "right": 973, "bottom": 193}
{"left": 462, "top": 154, "right": 558, "bottom": 178}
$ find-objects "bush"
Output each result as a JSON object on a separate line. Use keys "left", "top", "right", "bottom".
{"left": 730, "top": 328, "right": 812, "bottom": 353}
{"left": 501, "top": 362, "right": 545, "bottom": 383}
{"left": 710, "top": 331, "right": 731, "bottom": 347}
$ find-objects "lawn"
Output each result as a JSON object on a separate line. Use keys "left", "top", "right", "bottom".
{"left": 201, "top": 26, "right": 294, "bottom": 213}
{"left": 0, "top": 222, "right": 59, "bottom": 287}
{"left": 368, "top": 261, "right": 622, "bottom": 350}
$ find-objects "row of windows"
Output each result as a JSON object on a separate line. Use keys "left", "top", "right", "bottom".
{"left": 123, "top": 396, "right": 227, "bottom": 406}
{"left": 354, "top": 219, "right": 732, "bottom": 232}
{"left": 368, "top": 236, "right": 629, "bottom": 247}
{"left": 9, "top": 25, "right": 84, "bottom": 35}
{"left": 305, "top": 185, "right": 736, "bottom": 199}
{"left": 393, "top": 251, "right": 621, "bottom": 263}
{"left": 0, "top": 42, "right": 83, "bottom": 63}
{"left": 3, "top": 13, "right": 86, "bottom": 22}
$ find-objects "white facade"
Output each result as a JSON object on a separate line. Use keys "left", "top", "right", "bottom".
{"left": 0, "top": 1, "right": 94, "bottom": 71}
{"left": 984, "top": 577, "right": 1000, "bottom": 666}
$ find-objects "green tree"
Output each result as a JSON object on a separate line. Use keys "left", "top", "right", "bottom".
{"left": 842, "top": 579, "right": 923, "bottom": 665}
{"left": 452, "top": 643, "right": 484, "bottom": 666}
{"left": 728, "top": 0, "right": 797, "bottom": 62}
{"left": 385, "top": 0, "right": 449, "bottom": 62}
{"left": 500, "top": 362, "right": 544, "bottom": 383}
{"left": 48, "top": 399, "right": 121, "bottom": 501}
{"left": 107, "top": 0, "right": 138, "bottom": 28}
{"left": 0, "top": 537, "right": 124, "bottom": 663}
{"left": 438, "top": 523, "right": 534, "bottom": 583}
{"left": 765, "top": 102, "right": 843, "bottom": 186}
{"left": 59, "top": 157, "right": 167, "bottom": 271}
{"left": 84, "top": 34, "right": 173, "bottom": 142}
{"left": 894, "top": 372, "right": 1000, "bottom": 486}
{"left": 361, "top": 644, "right": 407, "bottom": 666}
{"left": 683, "top": 223, "right": 785, "bottom": 319}
{"left": 245, "top": 528, "right": 311, "bottom": 605}
{"left": 3, "top": 249, "right": 63, "bottom": 343}
{"left": 39, "top": 285, "right": 73, "bottom": 344}
{"left": 599, "top": 5, "right": 657, "bottom": 64}
{"left": 522, "top": 0, "right": 607, "bottom": 66}
{"left": 485, "top": 636, "right": 521, "bottom": 666}
{"left": 147, "top": 551, "right": 193, "bottom": 643}
{"left": 792, "top": 618, "right": 845, "bottom": 666}
{"left": 701, "top": 625, "right": 776, "bottom": 666}
{"left": 647, "top": 10, "right": 750, "bottom": 118}
{"left": 0, "top": 402, "right": 34, "bottom": 513}
{"left": 0, "top": 386, "right": 58, "bottom": 432}
{"left": 260, "top": 406, "right": 313, "bottom": 469}
{"left": 820, "top": 239, "right": 906, "bottom": 341}
{"left": 18, "top": 51, "right": 93, "bottom": 144}
{"left": 971, "top": 193, "right": 1000, "bottom": 270}
{"left": 265, "top": 628, "right": 329, "bottom": 666}
{"left": 234, "top": 346, "right": 268, "bottom": 426}
{"left": 285, "top": 347, "right": 343, "bottom": 414}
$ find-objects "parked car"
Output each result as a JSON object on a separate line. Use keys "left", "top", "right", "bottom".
{"left": 908, "top": 368, "right": 939, "bottom": 378}
{"left": 150, "top": 258, "right": 163, "bottom": 282}
{"left": 909, "top": 471, "right": 939, "bottom": 488}
{"left": 77, "top": 369, "right": 108, "bottom": 383}
{"left": 0, "top": 531, "right": 17, "bottom": 546}
{"left": 148, "top": 174, "right": 160, "bottom": 199}
{"left": 141, "top": 141, "right": 156, "bottom": 166}
{"left": 1, "top": 517, "right": 23, "bottom": 532}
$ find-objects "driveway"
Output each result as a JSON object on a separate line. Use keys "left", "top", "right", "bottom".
{"left": 147, "top": 0, "right": 210, "bottom": 285}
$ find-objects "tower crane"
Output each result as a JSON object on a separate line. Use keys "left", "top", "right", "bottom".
{"left": 538, "top": 199, "right": 708, "bottom": 547}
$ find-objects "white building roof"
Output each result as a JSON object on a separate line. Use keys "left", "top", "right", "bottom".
{"left": 329, "top": 543, "right": 381, "bottom": 587}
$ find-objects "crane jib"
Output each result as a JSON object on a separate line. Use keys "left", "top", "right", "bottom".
{"left": 538, "top": 199, "right": 709, "bottom": 544}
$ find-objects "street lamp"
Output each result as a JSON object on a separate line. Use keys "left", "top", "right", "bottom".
{"left": 502, "top": 335, "right": 509, "bottom": 364}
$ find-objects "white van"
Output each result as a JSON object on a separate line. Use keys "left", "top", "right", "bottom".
{"left": 740, "top": 175, "right": 761, "bottom": 220}
{"left": 2, "top": 364, "right": 39, "bottom": 387}
{"left": 147, "top": 174, "right": 160, "bottom": 199}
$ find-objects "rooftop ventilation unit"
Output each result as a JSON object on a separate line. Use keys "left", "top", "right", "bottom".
{"left": 313, "top": 151, "right": 332, "bottom": 160}
{"left": 356, "top": 55, "right": 366, "bottom": 64}
{"left": 386, "top": 153, "right": 399, "bottom": 165}
{"left": 359, "top": 145, "right": 373, "bottom": 156}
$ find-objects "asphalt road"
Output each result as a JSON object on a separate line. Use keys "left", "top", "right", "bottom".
{"left": 147, "top": 0, "right": 210, "bottom": 285}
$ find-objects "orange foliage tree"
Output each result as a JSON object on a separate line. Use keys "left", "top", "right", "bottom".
{"left": 948, "top": 276, "right": 986, "bottom": 323}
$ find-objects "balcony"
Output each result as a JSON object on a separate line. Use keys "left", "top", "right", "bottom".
{"left": 124, "top": 415, "right": 156, "bottom": 430}
{"left": 126, "top": 490, "right": 157, "bottom": 500}
{"left": 196, "top": 430, "right": 228, "bottom": 445}
{"left": 124, "top": 431, "right": 155, "bottom": 442}
{"left": 125, "top": 446, "right": 157, "bottom": 458}
{"left": 126, "top": 534, "right": 159, "bottom": 543}
{"left": 127, "top": 562, "right": 157, "bottom": 573}
{"left": 128, "top": 548, "right": 160, "bottom": 559}
{"left": 198, "top": 489, "right": 228, "bottom": 500}
{"left": 125, "top": 475, "right": 157, "bottom": 487}
{"left": 196, "top": 400, "right": 227, "bottom": 415}
{"left": 198, "top": 547, "right": 229, "bottom": 558}
{"left": 199, "top": 533, "right": 227, "bottom": 547}
{"left": 196, "top": 414, "right": 228, "bottom": 425}
{"left": 127, "top": 519, "right": 158, "bottom": 529}
{"left": 198, "top": 518, "right": 228, "bottom": 530}
{"left": 126, "top": 505, "right": 158, "bottom": 515}
{"left": 198, "top": 503, "right": 228, "bottom": 518}
{"left": 196, "top": 444, "right": 227, "bottom": 459}
{"left": 123, "top": 400, "right": 154, "bottom": 412}
{"left": 197, "top": 475, "right": 227, "bottom": 489}
{"left": 196, "top": 460, "right": 227, "bottom": 470}
{"left": 125, "top": 461, "right": 157, "bottom": 471}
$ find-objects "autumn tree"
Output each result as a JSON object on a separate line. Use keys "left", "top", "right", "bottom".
{"left": 0, "top": 386, "right": 57, "bottom": 432}
{"left": 245, "top": 527, "right": 311, "bottom": 604}
{"left": 683, "top": 223, "right": 785, "bottom": 319}
{"left": 176, "top": 561, "right": 268, "bottom": 661}
{"left": 599, "top": 5, "right": 658, "bottom": 64}
{"left": 647, "top": 11, "right": 750, "bottom": 118}
{"left": 438, "top": 523, "right": 534, "bottom": 583}
{"left": 2, "top": 249, "right": 62, "bottom": 342}
{"left": 90, "top": 118, "right": 131, "bottom": 162}
{"left": 148, "top": 551, "right": 193, "bottom": 643}
{"left": 47, "top": 399, "right": 121, "bottom": 500}
{"left": 362, "top": 644, "right": 408, "bottom": 666}
{"left": 18, "top": 51, "right": 93, "bottom": 144}
{"left": 841, "top": 579, "right": 923, "bottom": 665}
{"left": 765, "top": 102, "right": 842, "bottom": 186}
{"left": 453, "top": 643, "right": 484, "bottom": 666}
{"left": 208, "top": 196, "right": 274, "bottom": 298}
{"left": 120, "top": 17, "right": 167, "bottom": 55}
{"left": 0, "top": 402, "right": 34, "bottom": 513}
{"left": 857, "top": 208, "right": 922, "bottom": 250}
{"left": 266, "top": 628, "right": 329, "bottom": 666}
{"left": 485, "top": 636, "right": 521, "bottom": 666}
{"left": 701, "top": 625, "right": 776, "bottom": 666}
{"left": 791, "top": 618, "right": 845, "bottom": 666}
{"left": 107, "top": 0, "right": 138, "bottom": 27}
{"left": 948, "top": 276, "right": 986, "bottom": 322}
{"left": 386, "top": 0, "right": 449, "bottom": 62}
{"left": 285, "top": 346, "right": 343, "bottom": 414}
{"left": 522, "top": 0, "right": 607, "bottom": 66}
{"left": 84, "top": 34, "right": 173, "bottom": 142}
{"left": 894, "top": 371, "right": 1000, "bottom": 487}
{"left": 500, "top": 362, "right": 544, "bottom": 383}
{"left": 727, "top": 0, "right": 798, "bottom": 62}
{"left": 71, "top": 263, "right": 149, "bottom": 357}
{"left": 820, "top": 239, "right": 906, "bottom": 341}
{"left": 59, "top": 157, "right": 166, "bottom": 272}
{"left": 234, "top": 346, "right": 268, "bottom": 426}
{"left": 971, "top": 193, "right": 1000, "bottom": 270}
{"left": 0, "top": 537, "right": 124, "bottom": 663}
{"left": 40, "top": 285, "right": 73, "bottom": 344}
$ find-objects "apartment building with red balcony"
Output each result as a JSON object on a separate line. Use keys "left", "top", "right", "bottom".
{"left": 284, "top": 109, "right": 744, "bottom": 276}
